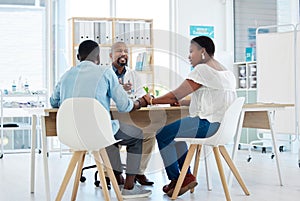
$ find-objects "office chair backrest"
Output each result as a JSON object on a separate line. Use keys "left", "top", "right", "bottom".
{"left": 205, "top": 97, "right": 245, "bottom": 146}
{"left": 57, "top": 97, "right": 118, "bottom": 151}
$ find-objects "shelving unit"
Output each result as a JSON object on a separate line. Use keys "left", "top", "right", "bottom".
{"left": 0, "top": 90, "right": 47, "bottom": 158}
{"left": 68, "top": 17, "right": 154, "bottom": 93}
{"left": 233, "top": 61, "right": 259, "bottom": 149}
{"left": 234, "top": 61, "right": 257, "bottom": 103}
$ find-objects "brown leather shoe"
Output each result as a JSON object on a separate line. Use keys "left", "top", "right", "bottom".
{"left": 166, "top": 174, "right": 198, "bottom": 197}
{"left": 135, "top": 174, "right": 154, "bottom": 186}
{"left": 163, "top": 180, "right": 177, "bottom": 193}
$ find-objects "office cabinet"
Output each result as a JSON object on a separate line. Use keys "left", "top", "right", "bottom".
{"left": 0, "top": 90, "right": 47, "bottom": 158}
{"left": 233, "top": 61, "right": 257, "bottom": 104}
{"left": 68, "top": 17, "right": 154, "bottom": 93}
{"left": 233, "top": 61, "right": 258, "bottom": 147}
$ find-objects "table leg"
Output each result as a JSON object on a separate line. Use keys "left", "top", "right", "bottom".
{"left": 268, "top": 111, "right": 283, "bottom": 186}
{"left": 41, "top": 116, "right": 51, "bottom": 201}
{"left": 30, "top": 114, "right": 37, "bottom": 193}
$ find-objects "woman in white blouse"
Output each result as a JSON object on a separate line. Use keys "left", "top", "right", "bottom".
{"left": 143, "top": 36, "right": 237, "bottom": 197}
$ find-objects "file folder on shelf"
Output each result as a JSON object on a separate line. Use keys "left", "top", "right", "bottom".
{"left": 129, "top": 22, "right": 135, "bottom": 45}
{"left": 124, "top": 22, "right": 131, "bottom": 44}
{"left": 134, "top": 23, "right": 141, "bottom": 45}
{"left": 114, "top": 21, "right": 121, "bottom": 42}
{"left": 139, "top": 22, "right": 145, "bottom": 45}
{"left": 105, "top": 21, "right": 112, "bottom": 44}
{"left": 84, "top": 21, "right": 94, "bottom": 41}
{"left": 99, "top": 22, "right": 107, "bottom": 44}
{"left": 94, "top": 22, "right": 101, "bottom": 44}
{"left": 70, "top": 17, "right": 153, "bottom": 88}
{"left": 73, "top": 21, "right": 85, "bottom": 45}
{"left": 144, "top": 22, "right": 151, "bottom": 46}
{"left": 99, "top": 47, "right": 111, "bottom": 66}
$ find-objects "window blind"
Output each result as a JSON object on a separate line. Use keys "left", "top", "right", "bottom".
{"left": 234, "top": 0, "right": 277, "bottom": 62}
{"left": 0, "top": 6, "right": 46, "bottom": 91}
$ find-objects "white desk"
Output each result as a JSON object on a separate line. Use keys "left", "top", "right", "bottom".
{"left": 30, "top": 108, "right": 57, "bottom": 201}
{"left": 231, "top": 103, "right": 294, "bottom": 186}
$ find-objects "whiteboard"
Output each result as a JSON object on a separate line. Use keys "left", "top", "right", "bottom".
{"left": 256, "top": 30, "right": 296, "bottom": 134}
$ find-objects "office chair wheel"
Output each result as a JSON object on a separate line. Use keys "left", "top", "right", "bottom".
{"left": 262, "top": 147, "right": 267, "bottom": 153}
{"left": 80, "top": 176, "right": 86, "bottom": 182}
{"left": 238, "top": 144, "right": 241, "bottom": 150}
{"left": 94, "top": 180, "right": 100, "bottom": 187}
{"left": 271, "top": 153, "right": 275, "bottom": 159}
{"left": 279, "top": 146, "right": 284, "bottom": 152}
{"left": 247, "top": 156, "right": 252, "bottom": 162}
{"left": 0, "top": 153, "right": 3, "bottom": 159}
{"left": 95, "top": 179, "right": 111, "bottom": 189}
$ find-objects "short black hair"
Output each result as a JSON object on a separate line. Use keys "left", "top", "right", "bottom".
{"left": 78, "top": 40, "right": 100, "bottom": 61}
{"left": 191, "top": 36, "right": 215, "bottom": 57}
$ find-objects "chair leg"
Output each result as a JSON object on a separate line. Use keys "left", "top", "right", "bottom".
{"left": 203, "top": 145, "right": 212, "bottom": 191}
{"left": 71, "top": 152, "right": 86, "bottom": 200}
{"left": 219, "top": 146, "right": 250, "bottom": 195}
{"left": 92, "top": 151, "right": 110, "bottom": 201}
{"left": 55, "top": 151, "right": 84, "bottom": 201}
{"left": 213, "top": 147, "right": 231, "bottom": 201}
{"left": 171, "top": 144, "right": 198, "bottom": 200}
{"left": 99, "top": 148, "right": 123, "bottom": 201}
{"left": 191, "top": 144, "right": 202, "bottom": 193}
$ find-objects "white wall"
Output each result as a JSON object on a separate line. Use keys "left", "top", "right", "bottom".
{"left": 174, "top": 0, "right": 233, "bottom": 86}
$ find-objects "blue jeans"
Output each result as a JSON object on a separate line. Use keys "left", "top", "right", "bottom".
{"left": 156, "top": 116, "right": 220, "bottom": 180}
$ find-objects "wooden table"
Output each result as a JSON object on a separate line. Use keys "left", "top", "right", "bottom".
{"left": 30, "top": 103, "right": 293, "bottom": 200}
{"left": 30, "top": 106, "right": 189, "bottom": 201}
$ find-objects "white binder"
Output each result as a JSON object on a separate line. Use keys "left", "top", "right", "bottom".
{"left": 94, "top": 22, "right": 101, "bottom": 44}
{"left": 139, "top": 22, "right": 145, "bottom": 45}
{"left": 114, "top": 21, "right": 121, "bottom": 42}
{"left": 77, "top": 21, "right": 85, "bottom": 43}
{"left": 99, "top": 22, "right": 106, "bottom": 44}
{"left": 134, "top": 23, "right": 141, "bottom": 45}
{"left": 84, "top": 21, "right": 94, "bottom": 41}
{"left": 73, "top": 21, "right": 81, "bottom": 45}
{"left": 99, "top": 47, "right": 111, "bottom": 66}
{"left": 129, "top": 22, "right": 135, "bottom": 45}
{"left": 144, "top": 22, "right": 151, "bottom": 46}
{"left": 105, "top": 21, "right": 112, "bottom": 44}
{"left": 124, "top": 22, "right": 131, "bottom": 44}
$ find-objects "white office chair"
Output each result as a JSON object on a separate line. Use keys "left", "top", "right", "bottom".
{"left": 55, "top": 97, "right": 123, "bottom": 201}
{"left": 171, "top": 97, "right": 249, "bottom": 200}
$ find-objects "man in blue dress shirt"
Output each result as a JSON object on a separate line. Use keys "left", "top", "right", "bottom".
{"left": 50, "top": 40, "right": 151, "bottom": 199}
{"left": 110, "top": 41, "right": 155, "bottom": 186}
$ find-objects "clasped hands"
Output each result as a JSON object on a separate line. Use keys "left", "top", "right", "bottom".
{"left": 140, "top": 94, "right": 180, "bottom": 107}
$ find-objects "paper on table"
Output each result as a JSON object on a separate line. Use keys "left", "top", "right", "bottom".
{"left": 147, "top": 104, "right": 171, "bottom": 108}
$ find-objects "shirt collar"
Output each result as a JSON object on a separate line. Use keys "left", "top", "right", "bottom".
{"left": 112, "top": 65, "right": 127, "bottom": 77}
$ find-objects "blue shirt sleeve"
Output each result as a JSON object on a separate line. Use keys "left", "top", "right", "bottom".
{"left": 49, "top": 80, "right": 61, "bottom": 108}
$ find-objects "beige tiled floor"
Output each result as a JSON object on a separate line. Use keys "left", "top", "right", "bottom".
{"left": 0, "top": 146, "right": 300, "bottom": 201}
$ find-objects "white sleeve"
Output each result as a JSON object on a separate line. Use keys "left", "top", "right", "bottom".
{"left": 125, "top": 70, "right": 146, "bottom": 98}
{"left": 187, "top": 64, "right": 236, "bottom": 90}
